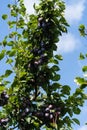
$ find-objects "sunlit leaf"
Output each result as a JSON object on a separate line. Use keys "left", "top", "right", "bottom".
{"left": 79, "top": 24, "right": 86, "bottom": 37}
{"left": 74, "top": 77, "right": 86, "bottom": 85}
{"left": 79, "top": 53, "right": 85, "bottom": 60}
{"left": 6, "top": 58, "right": 13, "bottom": 64}
{"left": 55, "top": 54, "right": 63, "bottom": 60}
{"left": 2, "top": 14, "right": 8, "bottom": 20}
{"left": 0, "top": 50, "right": 6, "bottom": 60}
{"left": 6, "top": 49, "right": 16, "bottom": 57}
{"left": 82, "top": 66, "right": 87, "bottom": 72}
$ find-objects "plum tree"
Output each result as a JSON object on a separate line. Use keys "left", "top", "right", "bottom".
{"left": 0, "top": 0, "right": 87, "bottom": 130}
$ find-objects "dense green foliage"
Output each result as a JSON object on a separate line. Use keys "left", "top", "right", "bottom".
{"left": 0, "top": 0, "right": 87, "bottom": 130}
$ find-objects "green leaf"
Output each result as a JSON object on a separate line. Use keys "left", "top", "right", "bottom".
{"left": 55, "top": 54, "right": 63, "bottom": 60}
{"left": 50, "top": 58, "right": 59, "bottom": 64}
{"left": 6, "top": 49, "right": 16, "bottom": 57}
{"left": 80, "top": 84, "right": 87, "bottom": 89}
{"left": 8, "top": 21, "right": 16, "bottom": 28}
{"left": 2, "top": 36, "right": 8, "bottom": 46}
{"left": 5, "top": 70, "right": 13, "bottom": 77}
{"left": 51, "top": 65, "right": 60, "bottom": 71}
{"left": 2, "top": 14, "right": 8, "bottom": 20}
{"left": 52, "top": 74, "right": 60, "bottom": 81}
{"left": 79, "top": 24, "right": 86, "bottom": 37}
{"left": 53, "top": 44, "right": 57, "bottom": 51}
{"left": 72, "top": 118, "right": 80, "bottom": 125}
{"left": 3, "top": 80, "right": 11, "bottom": 85}
{"left": 79, "top": 24, "right": 85, "bottom": 30}
{"left": 6, "top": 58, "right": 13, "bottom": 64}
{"left": 3, "top": 40, "right": 7, "bottom": 46}
{"left": 75, "top": 88, "right": 83, "bottom": 95}
{"left": 0, "top": 87, "right": 5, "bottom": 93}
{"left": 82, "top": 66, "right": 87, "bottom": 72}
{"left": 74, "top": 77, "right": 85, "bottom": 85}
{"left": 0, "top": 50, "right": 6, "bottom": 60}
{"left": 73, "top": 107, "right": 81, "bottom": 114}
{"left": 61, "top": 85, "right": 71, "bottom": 95}
{"left": 7, "top": 41, "right": 14, "bottom": 46}
{"left": 85, "top": 54, "right": 87, "bottom": 57}
{"left": 51, "top": 83, "right": 61, "bottom": 91}
{"left": 79, "top": 53, "right": 85, "bottom": 60}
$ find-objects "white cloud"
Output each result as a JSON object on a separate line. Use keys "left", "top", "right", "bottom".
{"left": 65, "top": 0, "right": 86, "bottom": 24}
{"left": 78, "top": 125, "right": 87, "bottom": 130}
{"left": 56, "top": 33, "right": 81, "bottom": 53}
{"left": 24, "top": 0, "right": 39, "bottom": 14}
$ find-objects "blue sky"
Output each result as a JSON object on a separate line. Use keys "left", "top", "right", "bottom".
{"left": 0, "top": 0, "right": 87, "bottom": 130}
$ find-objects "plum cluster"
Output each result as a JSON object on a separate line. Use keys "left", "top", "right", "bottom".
{"left": 0, "top": 91, "right": 9, "bottom": 106}
{"left": 29, "top": 18, "right": 52, "bottom": 72}
{"left": 19, "top": 97, "right": 31, "bottom": 117}
{"left": 31, "top": 45, "right": 45, "bottom": 56}
{"left": 38, "top": 17, "right": 51, "bottom": 29}
{"left": 28, "top": 53, "right": 48, "bottom": 71}
{"left": 34, "top": 104, "right": 61, "bottom": 124}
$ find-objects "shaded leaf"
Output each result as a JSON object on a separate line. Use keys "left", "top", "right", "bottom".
{"left": 5, "top": 70, "right": 13, "bottom": 77}
{"left": 61, "top": 85, "right": 71, "bottom": 95}
{"left": 72, "top": 118, "right": 80, "bottom": 125}
{"left": 52, "top": 74, "right": 60, "bottom": 81}
{"left": 75, "top": 88, "right": 83, "bottom": 95}
{"left": 73, "top": 107, "right": 81, "bottom": 115}
{"left": 80, "top": 84, "right": 87, "bottom": 89}
{"left": 51, "top": 65, "right": 60, "bottom": 71}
